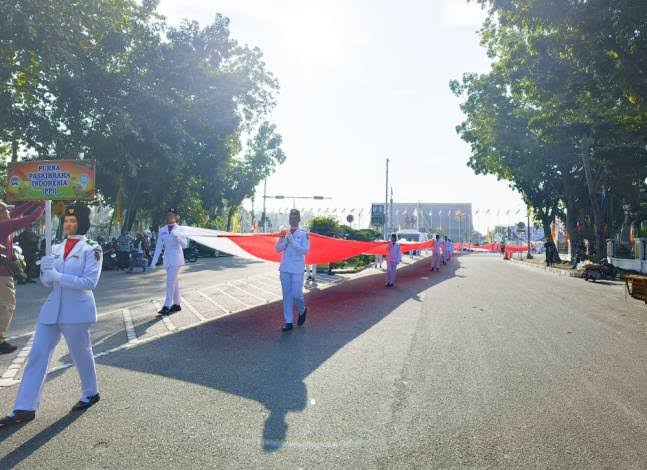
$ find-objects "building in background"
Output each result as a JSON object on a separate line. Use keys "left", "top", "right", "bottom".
{"left": 371, "top": 202, "right": 473, "bottom": 242}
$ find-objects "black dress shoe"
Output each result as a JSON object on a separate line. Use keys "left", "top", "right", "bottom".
{"left": 169, "top": 304, "right": 182, "bottom": 313}
{"left": 297, "top": 308, "right": 307, "bottom": 326}
{"left": 157, "top": 307, "right": 170, "bottom": 316}
{"left": 71, "top": 393, "right": 100, "bottom": 411}
{"left": 0, "top": 410, "right": 35, "bottom": 427}
{"left": 282, "top": 323, "right": 293, "bottom": 332}
{"left": 0, "top": 341, "right": 18, "bottom": 355}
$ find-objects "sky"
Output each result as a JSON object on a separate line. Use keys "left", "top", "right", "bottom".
{"left": 157, "top": 0, "right": 525, "bottom": 232}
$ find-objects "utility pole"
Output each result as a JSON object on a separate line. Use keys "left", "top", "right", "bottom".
{"left": 430, "top": 208, "right": 433, "bottom": 234}
{"left": 457, "top": 212, "right": 463, "bottom": 247}
{"left": 261, "top": 178, "right": 267, "bottom": 233}
{"left": 449, "top": 210, "right": 452, "bottom": 240}
{"left": 527, "top": 207, "right": 533, "bottom": 259}
{"left": 384, "top": 158, "right": 389, "bottom": 240}
{"left": 468, "top": 212, "right": 472, "bottom": 248}
{"left": 251, "top": 195, "right": 255, "bottom": 232}
{"left": 390, "top": 187, "right": 394, "bottom": 234}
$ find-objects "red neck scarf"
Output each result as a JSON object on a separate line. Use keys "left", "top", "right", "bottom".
{"left": 64, "top": 238, "right": 81, "bottom": 259}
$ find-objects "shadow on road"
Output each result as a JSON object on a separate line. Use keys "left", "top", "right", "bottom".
{"left": 0, "top": 412, "right": 84, "bottom": 467}
{"left": 91, "top": 257, "right": 460, "bottom": 451}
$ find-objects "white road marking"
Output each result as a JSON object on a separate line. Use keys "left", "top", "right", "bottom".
{"left": 239, "top": 281, "right": 282, "bottom": 300}
{"left": 182, "top": 298, "right": 206, "bottom": 322}
{"left": 122, "top": 308, "right": 138, "bottom": 343}
{"left": 1, "top": 268, "right": 357, "bottom": 387}
{"left": 214, "top": 286, "right": 252, "bottom": 308}
{"left": 197, "top": 290, "right": 230, "bottom": 314}
{"left": 152, "top": 300, "right": 177, "bottom": 331}
{"left": 0, "top": 337, "right": 33, "bottom": 387}
{"left": 228, "top": 282, "right": 272, "bottom": 303}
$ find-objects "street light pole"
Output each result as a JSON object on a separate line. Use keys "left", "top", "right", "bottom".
{"left": 262, "top": 194, "right": 332, "bottom": 227}
{"left": 449, "top": 210, "right": 452, "bottom": 240}
{"left": 390, "top": 187, "right": 394, "bottom": 234}
{"left": 384, "top": 158, "right": 389, "bottom": 240}
{"left": 527, "top": 207, "right": 533, "bottom": 259}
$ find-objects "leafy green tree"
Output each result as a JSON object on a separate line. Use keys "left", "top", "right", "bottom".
{"left": 308, "top": 216, "right": 340, "bottom": 237}
{"left": 455, "top": 0, "right": 647, "bottom": 256}
{"left": 0, "top": 2, "right": 286, "bottom": 233}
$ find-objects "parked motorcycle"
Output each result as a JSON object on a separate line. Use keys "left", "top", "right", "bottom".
{"left": 101, "top": 244, "right": 120, "bottom": 271}
{"left": 192, "top": 240, "right": 217, "bottom": 258}
{"left": 583, "top": 260, "right": 618, "bottom": 282}
{"left": 184, "top": 244, "right": 199, "bottom": 263}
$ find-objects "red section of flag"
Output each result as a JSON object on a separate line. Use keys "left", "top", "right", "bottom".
{"left": 223, "top": 233, "right": 437, "bottom": 264}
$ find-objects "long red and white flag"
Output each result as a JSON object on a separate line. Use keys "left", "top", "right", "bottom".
{"left": 176, "top": 226, "right": 436, "bottom": 264}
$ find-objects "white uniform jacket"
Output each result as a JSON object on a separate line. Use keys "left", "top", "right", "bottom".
{"left": 275, "top": 228, "right": 310, "bottom": 274}
{"left": 39, "top": 236, "right": 102, "bottom": 324}
{"left": 387, "top": 242, "right": 402, "bottom": 264}
{"left": 151, "top": 224, "right": 189, "bottom": 268}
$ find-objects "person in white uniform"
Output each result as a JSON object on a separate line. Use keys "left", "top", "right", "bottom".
{"left": 275, "top": 209, "right": 309, "bottom": 332}
{"left": 150, "top": 208, "right": 189, "bottom": 315}
{"left": 0, "top": 206, "right": 103, "bottom": 427}
{"left": 385, "top": 234, "right": 401, "bottom": 287}
{"left": 442, "top": 236, "right": 449, "bottom": 264}
{"left": 431, "top": 234, "right": 442, "bottom": 272}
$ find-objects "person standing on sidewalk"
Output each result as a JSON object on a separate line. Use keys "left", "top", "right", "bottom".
{"left": 116, "top": 228, "right": 133, "bottom": 270}
{"left": 16, "top": 224, "right": 39, "bottom": 283}
{"left": 150, "top": 208, "right": 189, "bottom": 315}
{"left": 0, "top": 201, "right": 45, "bottom": 355}
{"left": 0, "top": 205, "right": 103, "bottom": 427}
{"left": 275, "top": 209, "right": 309, "bottom": 332}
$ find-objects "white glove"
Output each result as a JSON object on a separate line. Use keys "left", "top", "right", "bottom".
{"left": 42, "top": 268, "right": 61, "bottom": 284}
{"left": 40, "top": 255, "right": 56, "bottom": 271}
{"left": 171, "top": 226, "right": 185, "bottom": 238}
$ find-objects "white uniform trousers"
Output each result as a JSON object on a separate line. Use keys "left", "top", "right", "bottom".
{"left": 386, "top": 261, "right": 397, "bottom": 285}
{"left": 279, "top": 271, "right": 305, "bottom": 324}
{"left": 164, "top": 265, "right": 181, "bottom": 307}
{"left": 431, "top": 253, "right": 442, "bottom": 270}
{"left": 14, "top": 322, "right": 97, "bottom": 411}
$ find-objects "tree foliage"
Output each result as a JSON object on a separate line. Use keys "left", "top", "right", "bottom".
{"left": 453, "top": 0, "right": 647, "bottom": 257}
{"left": 0, "top": 0, "right": 285, "bottom": 230}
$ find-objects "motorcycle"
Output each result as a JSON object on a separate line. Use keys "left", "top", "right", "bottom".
{"left": 183, "top": 244, "right": 199, "bottom": 263}
{"left": 101, "top": 244, "right": 120, "bottom": 271}
{"left": 192, "top": 240, "right": 217, "bottom": 258}
{"left": 583, "top": 260, "right": 618, "bottom": 282}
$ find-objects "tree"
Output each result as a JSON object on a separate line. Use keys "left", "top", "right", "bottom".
{"left": 0, "top": 2, "right": 286, "bottom": 233}
{"left": 454, "top": 1, "right": 647, "bottom": 257}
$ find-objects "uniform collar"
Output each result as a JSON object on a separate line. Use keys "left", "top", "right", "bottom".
{"left": 64, "top": 235, "right": 86, "bottom": 259}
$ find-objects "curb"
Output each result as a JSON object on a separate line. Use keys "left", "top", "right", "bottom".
{"left": 507, "top": 257, "right": 582, "bottom": 278}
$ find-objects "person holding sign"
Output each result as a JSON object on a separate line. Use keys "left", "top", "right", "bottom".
{"left": 1, "top": 206, "right": 102, "bottom": 427}
{"left": 0, "top": 201, "right": 45, "bottom": 355}
{"left": 150, "top": 208, "right": 189, "bottom": 315}
{"left": 275, "top": 209, "right": 309, "bottom": 332}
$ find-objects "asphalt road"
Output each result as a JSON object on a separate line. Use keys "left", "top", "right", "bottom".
{"left": 5, "top": 255, "right": 275, "bottom": 339}
{"left": 1, "top": 254, "right": 647, "bottom": 469}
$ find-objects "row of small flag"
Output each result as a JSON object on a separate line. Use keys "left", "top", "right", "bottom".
{"left": 265, "top": 208, "right": 366, "bottom": 215}
{"left": 261, "top": 208, "right": 530, "bottom": 216}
